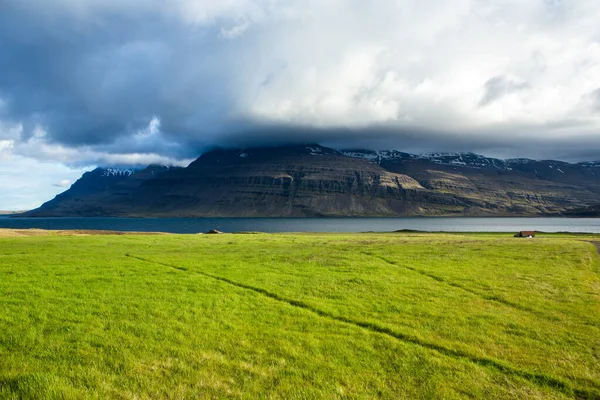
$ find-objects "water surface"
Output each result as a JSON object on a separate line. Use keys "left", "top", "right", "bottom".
{"left": 0, "top": 217, "right": 598, "bottom": 234}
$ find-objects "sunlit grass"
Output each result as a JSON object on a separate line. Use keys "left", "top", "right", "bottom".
{"left": 0, "top": 232, "right": 599, "bottom": 399}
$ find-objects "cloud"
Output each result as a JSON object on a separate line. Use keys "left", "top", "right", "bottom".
{"left": 0, "top": 140, "right": 14, "bottom": 157}
{"left": 0, "top": 154, "right": 90, "bottom": 210}
{"left": 221, "top": 18, "right": 252, "bottom": 39}
{"left": 479, "top": 75, "right": 529, "bottom": 107}
{"left": 591, "top": 88, "right": 600, "bottom": 112}
{"left": 0, "top": 118, "right": 193, "bottom": 209}
{"left": 12, "top": 132, "right": 193, "bottom": 168}
{"left": 1, "top": 0, "right": 600, "bottom": 170}
{"left": 53, "top": 179, "right": 72, "bottom": 188}
{"left": 0, "top": 116, "right": 193, "bottom": 167}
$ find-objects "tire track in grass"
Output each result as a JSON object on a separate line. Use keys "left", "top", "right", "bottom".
{"left": 590, "top": 242, "right": 600, "bottom": 256}
{"left": 362, "top": 251, "right": 561, "bottom": 322}
{"left": 126, "top": 253, "right": 600, "bottom": 399}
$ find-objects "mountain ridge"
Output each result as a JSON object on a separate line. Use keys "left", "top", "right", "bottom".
{"left": 23, "top": 144, "right": 600, "bottom": 217}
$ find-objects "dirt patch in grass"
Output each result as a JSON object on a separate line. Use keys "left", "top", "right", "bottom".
{"left": 0, "top": 229, "right": 52, "bottom": 237}
{"left": 0, "top": 229, "right": 167, "bottom": 237}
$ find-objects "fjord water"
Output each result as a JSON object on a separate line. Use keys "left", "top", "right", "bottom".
{"left": 0, "top": 216, "right": 599, "bottom": 233}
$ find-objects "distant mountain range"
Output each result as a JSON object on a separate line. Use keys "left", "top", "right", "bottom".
{"left": 23, "top": 144, "right": 600, "bottom": 217}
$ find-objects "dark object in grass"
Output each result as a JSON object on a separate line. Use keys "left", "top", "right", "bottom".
{"left": 514, "top": 231, "right": 535, "bottom": 238}
{"left": 205, "top": 229, "right": 224, "bottom": 234}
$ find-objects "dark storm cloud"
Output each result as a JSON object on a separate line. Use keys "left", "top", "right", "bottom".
{"left": 0, "top": 3, "right": 236, "bottom": 150}
{"left": 206, "top": 120, "right": 600, "bottom": 162}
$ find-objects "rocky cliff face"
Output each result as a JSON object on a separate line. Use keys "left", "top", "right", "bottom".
{"left": 342, "top": 150, "right": 600, "bottom": 215}
{"left": 25, "top": 145, "right": 600, "bottom": 217}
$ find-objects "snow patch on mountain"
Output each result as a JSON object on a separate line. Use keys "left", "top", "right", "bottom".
{"left": 340, "top": 149, "right": 412, "bottom": 163}
{"left": 100, "top": 168, "right": 136, "bottom": 177}
{"left": 579, "top": 161, "right": 600, "bottom": 168}
{"left": 506, "top": 158, "right": 535, "bottom": 164}
{"left": 307, "top": 146, "right": 323, "bottom": 155}
{"left": 340, "top": 150, "right": 379, "bottom": 160}
{"left": 342, "top": 150, "right": 600, "bottom": 173}
{"left": 341, "top": 149, "right": 514, "bottom": 169}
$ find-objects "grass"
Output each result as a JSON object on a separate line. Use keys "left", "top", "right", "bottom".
{"left": 0, "top": 232, "right": 599, "bottom": 399}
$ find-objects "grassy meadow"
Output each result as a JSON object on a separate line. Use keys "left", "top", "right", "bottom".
{"left": 0, "top": 231, "right": 599, "bottom": 399}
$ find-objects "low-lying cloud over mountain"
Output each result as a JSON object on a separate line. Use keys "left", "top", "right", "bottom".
{"left": 1, "top": 0, "right": 600, "bottom": 208}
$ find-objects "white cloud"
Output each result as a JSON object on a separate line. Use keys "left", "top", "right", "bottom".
{"left": 54, "top": 179, "right": 72, "bottom": 188}
{"left": 142, "top": 116, "right": 161, "bottom": 136}
{"left": 204, "top": 0, "right": 600, "bottom": 140}
{"left": 221, "top": 19, "right": 251, "bottom": 39}
{"left": 0, "top": 140, "right": 14, "bottom": 158}
{"left": 6, "top": 117, "right": 192, "bottom": 167}
{"left": 13, "top": 135, "right": 192, "bottom": 167}
{"left": 230, "top": 1, "right": 599, "bottom": 135}
{"left": 0, "top": 121, "right": 23, "bottom": 142}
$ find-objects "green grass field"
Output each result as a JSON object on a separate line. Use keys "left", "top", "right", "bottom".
{"left": 0, "top": 231, "right": 599, "bottom": 399}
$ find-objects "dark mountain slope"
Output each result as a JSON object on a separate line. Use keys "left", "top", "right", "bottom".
{"left": 28, "top": 166, "right": 179, "bottom": 217}
{"left": 564, "top": 204, "right": 600, "bottom": 217}
{"left": 106, "top": 145, "right": 463, "bottom": 217}
{"left": 27, "top": 145, "right": 466, "bottom": 217}
{"left": 25, "top": 145, "right": 600, "bottom": 217}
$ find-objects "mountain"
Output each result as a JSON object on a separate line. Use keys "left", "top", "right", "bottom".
{"left": 24, "top": 144, "right": 600, "bottom": 217}
{"left": 341, "top": 150, "right": 600, "bottom": 216}
{"left": 564, "top": 204, "right": 600, "bottom": 217}
{"left": 30, "top": 165, "right": 179, "bottom": 217}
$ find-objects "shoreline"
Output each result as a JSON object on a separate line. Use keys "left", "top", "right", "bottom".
{"left": 1, "top": 228, "right": 600, "bottom": 238}
{"left": 0, "top": 228, "right": 169, "bottom": 237}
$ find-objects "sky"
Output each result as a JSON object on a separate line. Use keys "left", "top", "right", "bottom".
{"left": 1, "top": 0, "right": 600, "bottom": 209}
